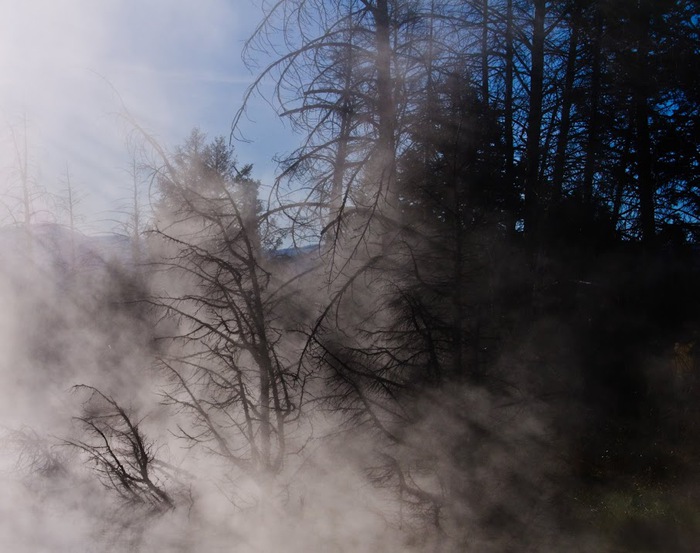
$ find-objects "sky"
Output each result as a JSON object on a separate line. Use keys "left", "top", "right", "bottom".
{"left": 0, "top": 0, "right": 293, "bottom": 233}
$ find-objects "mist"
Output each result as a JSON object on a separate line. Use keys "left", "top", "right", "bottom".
{"left": 1, "top": 1, "right": 699, "bottom": 552}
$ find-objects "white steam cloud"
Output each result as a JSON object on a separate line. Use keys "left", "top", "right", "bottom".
{"left": 0, "top": 3, "right": 642, "bottom": 552}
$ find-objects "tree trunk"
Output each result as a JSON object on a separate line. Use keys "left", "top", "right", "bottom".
{"left": 481, "top": 0, "right": 490, "bottom": 104}
{"left": 371, "top": 0, "right": 398, "bottom": 254}
{"left": 581, "top": 12, "right": 603, "bottom": 209}
{"left": 611, "top": 122, "right": 633, "bottom": 232}
{"left": 504, "top": 0, "right": 516, "bottom": 234}
{"left": 524, "top": 0, "right": 546, "bottom": 242}
{"left": 634, "top": 7, "right": 655, "bottom": 244}
{"left": 374, "top": 0, "right": 397, "bottom": 209}
{"left": 551, "top": 20, "right": 579, "bottom": 204}
{"left": 328, "top": 55, "right": 353, "bottom": 241}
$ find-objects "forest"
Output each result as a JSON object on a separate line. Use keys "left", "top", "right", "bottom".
{"left": 1, "top": 1, "right": 699, "bottom": 551}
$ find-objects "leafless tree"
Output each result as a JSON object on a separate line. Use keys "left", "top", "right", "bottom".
{"left": 233, "top": 2, "right": 491, "bottom": 522}
{"left": 64, "top": 385, "right": 175, "bottom": 512}
{"left": 235, "top": 1, "right": 474, "bottom": 257}
{"left": 136, "top": 129, "right": 312, "bottom": 491}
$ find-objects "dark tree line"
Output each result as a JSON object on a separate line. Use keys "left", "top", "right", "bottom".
{"left": 230, "top": 0, "right": 700, "bottom": 549}
{"left": 239, "top": 0, "right": 698, "bottom": 246}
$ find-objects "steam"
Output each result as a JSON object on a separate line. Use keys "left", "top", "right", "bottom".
{"left": 2, "top": 3, "right": 695, "bottom": 553}
{"left": 0, "top": 221, "right": 572, "bottom": 552}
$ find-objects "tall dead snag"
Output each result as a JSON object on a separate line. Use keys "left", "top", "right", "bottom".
{"left": 235, "top": 1, "right": 472, "bottom": 258}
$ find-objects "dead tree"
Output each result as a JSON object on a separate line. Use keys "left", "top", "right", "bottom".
{"left": 65, "top": 385, "right": 174, "bottom": 512}
{"left": 139, "top": 129, "right": 310, "bottom": 488}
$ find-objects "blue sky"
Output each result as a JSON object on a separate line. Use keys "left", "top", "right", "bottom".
{"left": 0, "top": 0, "right": 294, "bottom": 232}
